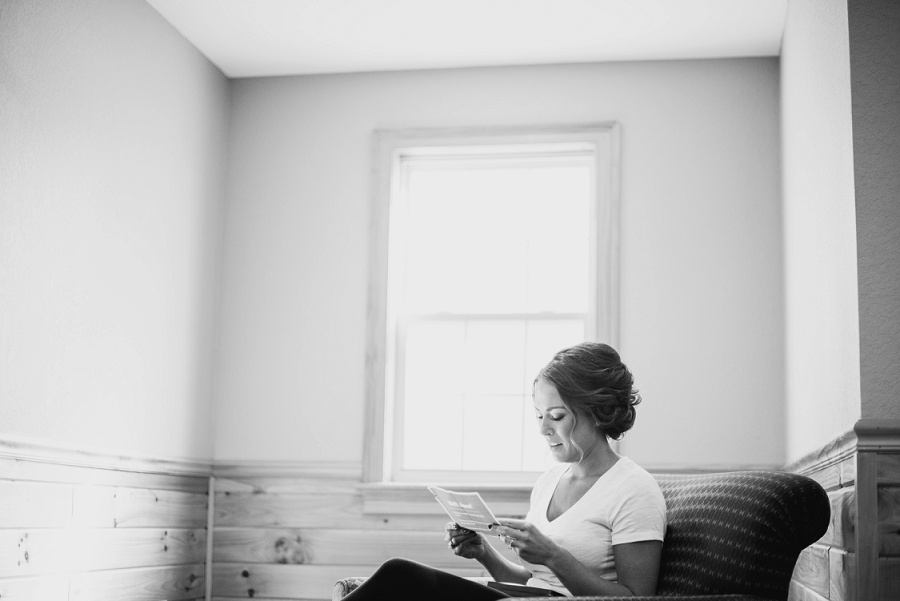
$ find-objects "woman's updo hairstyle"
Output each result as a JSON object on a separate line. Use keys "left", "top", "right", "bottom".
{"left": 536, "top": 342, "right": 640, "bottom": 440}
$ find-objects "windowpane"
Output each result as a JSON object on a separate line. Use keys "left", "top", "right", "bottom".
{"left": 523, "top": 167, "right": 591, "bottom": 238}
{"left": 526, "top": 237, "right": 589, "bottom": 313}
{"left": 404, "top": 321, "right": 464, "bottom": 398}
{"left": 402, "top": 322, "right": 465, "bottom": 470}
{"left": 462, "top": 394, "right": 524, "bottom": 471}
{"left": 403, "top": 164, "right": 591, "bottom": 315}
{"left": 406, "top": 232, "right": 527, "bottom": 314}
{"left": 403, "top": 392, "right": 462, "bottom": 470}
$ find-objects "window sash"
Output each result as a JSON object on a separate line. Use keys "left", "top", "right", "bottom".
{"left": 391, "top": 314, "right": 588, "bottom": 483}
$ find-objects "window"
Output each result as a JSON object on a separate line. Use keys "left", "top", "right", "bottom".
{"left": 365, "top": 124, "right": 620, "bottom": 484}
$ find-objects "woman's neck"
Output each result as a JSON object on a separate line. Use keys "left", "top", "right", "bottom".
{"left": 568, "top": 438, "right": 619, "bottom": 479}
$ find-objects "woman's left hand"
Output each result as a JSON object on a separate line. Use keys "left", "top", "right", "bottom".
{"left": 493, "top": 519, "right": 562, "bottom": 566}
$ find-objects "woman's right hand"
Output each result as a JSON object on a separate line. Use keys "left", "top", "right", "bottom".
{"left": 445, "top": 522, "right": 487, "bottom": 560}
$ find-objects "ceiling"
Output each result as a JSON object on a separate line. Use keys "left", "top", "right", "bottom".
{"left": 146, "top": 0, "right": 788, "bottom": 79}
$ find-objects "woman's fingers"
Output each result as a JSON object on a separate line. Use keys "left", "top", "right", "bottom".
{"left": 496, "top": 518, "right": 531, "bottom": 532}
{"left": 448, "top": 529, "right": 478, "bottom": 549}
{"left": 496, "top": 518, "right": 528, "bottom": 526}
{"left": 494, "top": 520, "right": 547, "bottom": 554}
{"left": 445, "top": 522, "right": 463, "bottom": 535}
{"left": 494, "top": 522, "right": 530, "bottom": 540}
{"left": 445, "top": 522, "right": 473, "bottom": 540}
{"left": 449, "top": 534, "right": 473, "bottom": 548}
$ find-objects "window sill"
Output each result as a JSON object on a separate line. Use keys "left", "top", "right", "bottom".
{"left": 357, "top": 482, "right": 531, "bottom": 516}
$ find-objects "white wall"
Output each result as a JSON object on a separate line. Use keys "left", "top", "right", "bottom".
{"left": 0, "top": 0, "right": 228, "bottom": 460}
{"left": 780, "top": 0, "right": 862, "bottom": 463}
{"left": 848, "top": 0, "right": 900, "bottom": 421}
{"left": 215, "top": 59, "right": 785, "bottom": 470}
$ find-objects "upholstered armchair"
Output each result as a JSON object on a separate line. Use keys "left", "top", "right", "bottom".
{"left": 333, "top": 471, "right": 829, "bottom": 601}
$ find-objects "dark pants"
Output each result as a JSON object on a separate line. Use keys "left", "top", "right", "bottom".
{"left": 343, "top": 557, "right": 508, "bottom": 601}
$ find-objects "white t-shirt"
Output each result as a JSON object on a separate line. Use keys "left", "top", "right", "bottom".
{"left": 519, "top": 456, "right": 667, "bottom": 594}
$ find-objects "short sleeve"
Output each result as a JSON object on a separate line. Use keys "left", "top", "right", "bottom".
{"left": 610, "top": 471, "right": 667, "bottom": 546}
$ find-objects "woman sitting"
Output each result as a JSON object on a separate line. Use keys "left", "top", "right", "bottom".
{"left": 343, "top": 342, "right": 666, "bottom": 599}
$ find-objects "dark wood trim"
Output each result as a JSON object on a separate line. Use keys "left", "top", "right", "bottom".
{"left": 857, "top": 451, "right": 879, "bottom": 601}
{"left": 855, "top": 419, "right": 900, "bottom": 451}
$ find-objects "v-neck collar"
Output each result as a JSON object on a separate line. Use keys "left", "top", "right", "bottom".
{"left": 544, "top": 457, "right": 623, "bottom": 523}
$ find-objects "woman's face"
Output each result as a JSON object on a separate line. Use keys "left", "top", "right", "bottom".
{"left": 533, "top": 377, "right": 603, "bottom": 464}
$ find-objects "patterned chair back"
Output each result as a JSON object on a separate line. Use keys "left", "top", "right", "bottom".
{"left": 653, "top": 471, "right": 829, "bottom": 600}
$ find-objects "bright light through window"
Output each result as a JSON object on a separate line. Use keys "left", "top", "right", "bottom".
{"left": 391, "top": 155, "right": 594, "bottom": 480}
{"left": 365, "top": 125, "right": 620, "bottom": 484}
{"left": 401, "top": 165, "right": 590, "bottom": 315}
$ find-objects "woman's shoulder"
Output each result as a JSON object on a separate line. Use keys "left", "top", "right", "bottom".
{"left": 607, "top": 458, "right": 667, "bottom": 540}
{"left": 608, "top": 457, "right": 663, "bottom": 494}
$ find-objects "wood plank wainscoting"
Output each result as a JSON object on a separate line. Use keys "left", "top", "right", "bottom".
{"left": 210, "top": 462, "right": 526, "bottom": 601}
{"left": 0, "top": 439, "right": 210, "bottom": 601}
{"left": 787, "top": 420, "right": 900, "bottom": 601}
{"left": 5, "top": 431, "right": 896, "bottom": 601}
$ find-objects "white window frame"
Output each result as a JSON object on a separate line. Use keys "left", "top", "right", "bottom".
{"left": 363, "top": 124, "right": 621, "bottom": 484}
